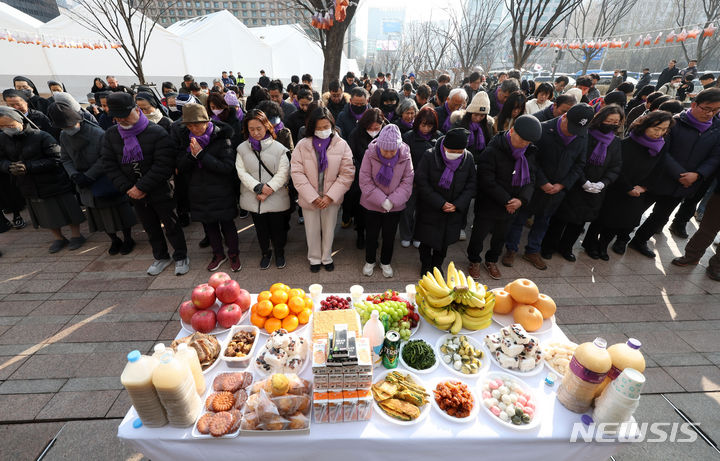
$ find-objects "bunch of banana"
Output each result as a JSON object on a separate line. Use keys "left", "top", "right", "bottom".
{"left": 459, "top": 291, "right": 495, "bottom": 331}
{"left": 416, "top": 267, "right": 454, "bottom": 308}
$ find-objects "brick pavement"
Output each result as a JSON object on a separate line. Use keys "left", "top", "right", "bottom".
{"left": 0, "top": 209, "right": 719, "bottom": 460}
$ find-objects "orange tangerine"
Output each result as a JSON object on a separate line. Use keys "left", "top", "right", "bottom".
{"left": 304, "top": 295, "right": 313, "bottom": 310}
{"left": 250, "top": 302, "right": 259, "bottom": 314}
{"left": 273, "top": 303, "right": 289, "bottom": 319}
{"left": 251, "top": 312, "right": 267, "bottom": 328}
{"left": 265, "top": 317, "right": 282, "bottom": 334}
{"left": 297, "top": 308, "right": 312, "bottom": 324}
{"left": 288, "top": 288, "right": 305, "bottom": 299}
{"left": 270, "top": 283, "right": 289, "bottom": 293}
{"left": 282, "top": 315, "right": 299, "bottom": 332}
{"left": 257, "top": 290, "right": 272, "bottom": 302}
{"left": 256, "top": 299, "right": 274, "bottom": 317}
{"left": 270, "top": 290, "right": 289, "bottom": 305}
{"left": 288, "top": 296, "right": 305, "bottom": 314}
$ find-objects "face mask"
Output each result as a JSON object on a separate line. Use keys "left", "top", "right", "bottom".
{"left": 384, "top": 103, "right": 398, "bottom": 112}
{"left": 315, "top": 129, "right": 332, "bottom": 139}
{"left": 21, "top": 89, "right": 33, "bottom": 98}
{"left": 63, "top": 125, "right": 81, "bottom": 135}
{"left": 169, "top": 106, "right": 178, "bottom": 112}
{"left": 367, "top": 130, "right": 380, "bottom": 138}
{"left": 118, "top": 123, "right": 135, "bottom": 130}
{"left": 445, "top": 151, "right": 463, "bottom": 160}
{"left": 598, "top": 123, "right": 619, "bottom": 134}
{"left": 1, "top": 127, "right": 21, "bottom": 136}
{"left": 270, "top": 116, "right": 281, "bottom": 126}
{"left": 351, "top": 104, "right": 366, "bottom": 115}
{"left": 211, "top": 109, "right": 223, "bottom": 116}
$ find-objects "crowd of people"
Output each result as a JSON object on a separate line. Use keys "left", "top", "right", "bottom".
{"left": 1, "top": 64, "right": 719, "bottom": 282}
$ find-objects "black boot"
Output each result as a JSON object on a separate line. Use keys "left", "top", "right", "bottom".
{"left": 108, "top": 236, "right": 123, "bottom": 255}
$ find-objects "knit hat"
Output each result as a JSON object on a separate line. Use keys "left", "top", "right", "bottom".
{"left": 409, "top": 72, "right": 416, "bottom": 78}
{"left": 376, "top": 124, "right": 402, "bottom": 151}
{"left": 565, "top": 103, "right": 595, "bottom": 135}
{"left": 565, "top": 88, "right": 583, "bottom": 104}
{"left": 512, "top": 115, "right": 542, "bottom": 142}
{"left": 52, "top": 92, "right": 81, "bottom": 112}
{"left": 107, "top": 93, "right": 135, "bottom": 118}
{"left": 444, "top": 127, "right": 469, "bottom": 150}
{"left": 0, "top": 106, "right": 23, "bottom": 123}
{"left": 604, "top": 91, "right": 627, "bottom": 107}
{"left": 224, "top": 90, "right": 239, "bottom": 106}
{"left": 466, "top": 91, "right": 490, "bottom": 114}
{"left": 47, "top": 102, "right": 83, "bottom": 128}
{"left": 182, "top": 103, "right": 210, "bottom": 124}
{"left": 136, "top": 92, "right": 159, "bottom": 108}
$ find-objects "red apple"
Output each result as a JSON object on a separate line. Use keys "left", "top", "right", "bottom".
{"left": 191, "top": 309, "right": 216, "bottom": 333}
{"left": 215, "top": 280, "right": 241, "bottom": 304}
{"left": 235, "top": 288, "right": 251, "bottom": 312}
{"left": 191, "top": 283, "right": 216, "bottom": 309}
{"left": 208, "top": 272, "right": 231, "bottom": 290}
{"left": 217, "top": 303, "right": 243, "bottom": 328}
{"left": 179, "top": 300, "right": 200, "bottom": 324}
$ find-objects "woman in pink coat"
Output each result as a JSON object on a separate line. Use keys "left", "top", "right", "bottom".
{"left": 290, "top": 107, "right": 355, "bottom": 272}
{"left": 359, "top": 124, "right": 414, "bottom": 277}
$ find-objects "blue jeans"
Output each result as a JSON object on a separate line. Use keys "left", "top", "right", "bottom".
{"left": 504, "top": 207, "right": 552, "bottom": 254}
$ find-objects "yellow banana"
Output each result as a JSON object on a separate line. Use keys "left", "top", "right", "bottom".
{"left": 461, "top": 313, "right": 492, "bottom": 330}
{"left": 446, "top": 261, "right": 458, "bottom": 289}
{"left": 433, "top": 267, "right": 450, "bottom": 291}
{"left": 464, "top": 291, "right": 486, "bottom": 308}
{"left": 472, "top": 281, "right": 486, "bottom": 298}
{"left": 450, "top": 310, "right": 463, "bottom": 334}
{"left": 433, "top": 308, "right": 458, "bottom": 325}
{"left": 457, "top": 270, "right": 468, "bottom": 289}
{"left": 425, "top": 293, "right": 454, "bottom": 308}
{"left": 421, "top": 274, "right": 451, "bottom": 298}
{"left": 466, "top": 275, "right": 477, "bottom": 292}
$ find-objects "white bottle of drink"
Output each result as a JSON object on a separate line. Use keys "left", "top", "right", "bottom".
{"left": 120, "top": 350, "right": 167, "bottom": 427}
{"left": 175, "top": 343, "right": 206, "bottom": 395}
{"left": 152, "top": 351, "right": 202, "bottom": 427}
{"left": 363, "top": 310, "right": 385, "bottom": 368}
{"left": 152, "top": 343, "right": 168, "bottom": 359}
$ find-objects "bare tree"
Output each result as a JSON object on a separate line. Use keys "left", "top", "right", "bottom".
{"left": 443, "top": 0, "right": 508, "bottom": 78}
{"left": 675, "top": 0, "right": 720, "bottom": 66}
{"left": 567, "top": 0, "right": 635, "bottom": 73}
{"left": 66, "top": 0, "right": 179, "bottom": 84}
{"left": 284, "top": 1, "right": 359, "bottom": 91}
{"left": 396, "top": 20, "right": 455, "bottom": 78}
{"left": 505, "top": 0, "right": 584, "bottom": 69}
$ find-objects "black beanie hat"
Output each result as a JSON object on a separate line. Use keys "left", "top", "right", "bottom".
{"left": 444, "top": 127, "right": 469, "bottom": 149}
{"left": 513, "top": 115, "right": 542, "bottom": 142}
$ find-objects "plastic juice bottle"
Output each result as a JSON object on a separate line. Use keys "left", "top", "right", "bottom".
{"left": 151, "top": 351, "right": 202, "bottom": 427}
{"left": 120, "top": 350, "right": 167, "bottom": 427}
{"left": 362, "top": 310, "right": 385, "bottom": 368}
{"left": 557, "top": 337, "right": 612, "bottom": 413}
{"left": 175, "top": 343, "right": 206, "bottom": 395}
{"left": 152, "top": 343, "right": 169, "bottom": 359}
{"left": 596, "top": 338, "right": 645, "bottom": 396}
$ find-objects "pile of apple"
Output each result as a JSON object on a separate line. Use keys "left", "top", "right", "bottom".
{"left": 179, "top": 272, "right": 252, "bottom": 333}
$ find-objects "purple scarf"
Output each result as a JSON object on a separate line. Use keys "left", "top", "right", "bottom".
{"left": 506, "top": 132, "right": 531, "bottom": 187}
{"left": 467, "top": 122, "right": 486, "bottom": 152}
{"left": 236, "top": 108, "right": 244, "bottom": 122}
{"left": 495, "top": 87, "right": 504, "bottom": 113}
{"left": 442, "top": 101, "right": 452, "bottom": 132}
{"left": 685, "top": 110, "right": 712, "bottom": 133}
{"left": 629, "top": 131, "right": 665, "bottom": 157}
{"left": 438, "top": 140, "right": 463, "bottom": 189}
{"left": 273, "top": 121, "right": 285, "bottom": 134}
{"left": 556, "top": 117, "right": 576, "bottom": 145}
{"left": 249, "top": 133, "right": 270, "bottom": 152}
{"left": 375, "top": 145, "right": 399, "bottom": 187}
{"left": 351, "top": 105, "right": 367, "bottom": 121}
{"left": 119, "top": 110, "right": 150, "bottom": 164}
{"left": 293, "top": 99, "right": 301, "bottom": 109}
{"left": 397, "top": 118, "right": 413, "bottom": 130}
{"left": 416, "top": 130, "right": 433, "bottom": 141}
{"left": 313, "top": 135, "right": 332, "bottom": 172}
{"left": 588, "top": 129, "right": 615, "bottom": 165}
{"left": 188, "top": 122, "right": 214, "bottom": 150}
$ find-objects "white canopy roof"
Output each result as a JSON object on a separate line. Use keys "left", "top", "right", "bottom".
{"left": 0, "top": 2, "right": 52, "bottom": 77}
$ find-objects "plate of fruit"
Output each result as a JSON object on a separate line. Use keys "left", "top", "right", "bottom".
{"left": 491, "top": 279, "right": 556, "bottom": 335}
{"left": 250, "top": 283, "right": 313, "bottom": 336}
{"left": 180, "top": 273, "right": 252, "bottom": 335}
{"left": 479, "top": 372, "right": 540, "bottom": 430}
{"left": 354, "top": 290, "right": 419, "bottom": 341}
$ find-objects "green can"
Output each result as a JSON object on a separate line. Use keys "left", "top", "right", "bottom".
{"left": 381, "top": 330, "right": 401, "bottom": 369}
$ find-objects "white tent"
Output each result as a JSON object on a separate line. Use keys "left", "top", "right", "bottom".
{"left": 0, "top": 2, "right": 52, "bottom": 89}
{"left": 168, "top": 11, "right": 273, "bottom": 85}
{"left": 38, "top": 6, "right": 186, "bottom": 99}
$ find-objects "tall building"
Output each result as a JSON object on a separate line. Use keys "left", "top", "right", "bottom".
{"left": 147, "top": 0, "right": 309, "bottom": 28}
{"left": 365, "top": 7, "right": 406, "bottom": 62}
{"left": 3, "top": 0, "right": 60, "bottom": 22}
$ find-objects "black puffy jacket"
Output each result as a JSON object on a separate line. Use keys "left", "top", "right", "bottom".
{"left": 101, "top": 121, "right": 175, "bottom": 202}
{"left": 401, "top": 129, "right": 441, "bottom": 169}
{"left": 0, "top": 126, "right": 72, "bottom": 199}
{"left": 175, "top": 121, "right": 239, "bottom": 222}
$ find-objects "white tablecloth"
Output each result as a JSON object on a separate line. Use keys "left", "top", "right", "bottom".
{"left": 118, "top": 293, "right": 621, "bottom": 461}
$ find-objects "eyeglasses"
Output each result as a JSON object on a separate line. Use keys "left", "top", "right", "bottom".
{"left": 696, "top": 105, "right": 720, "bottom": 114}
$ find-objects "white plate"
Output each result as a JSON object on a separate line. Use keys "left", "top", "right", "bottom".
{"left": 542, "top": 341, "right": 577, "bottom": 378}
{"left": 398, "top": 339, "right": 439, "bottom": 374}
{"left": 430, "top": 378, "right": 480, "bottom": 423}
{"left": 220, "top": 325, "right": 261, "bottom": 368}
{"left": 192, "top": 412, "right": 242, "bottom": 439}
{"left": 434, "top": 334, "right": 490, "bottom": 378}
{"left": 487, "top": 349, "right": 545, "bottom": 377}
{"left": 252, "top": 336, "right": 311, "bottom": 377}
{"left": 491, "top": 312, "right": 556, "bottom": 335}
{"left": 170, "top": 332, "right": 223, "bottom": 375}
{"left": 180, "top": 300, "right": 249, "bottom": 336}
{"left": 256, "top": 316, "right": 312, "bottom": 337}
{"left": 478, "top": 372, "right": 541, "bottom": 431}
{"left": 372, "top": 369, "right": 431, "bottom": 426}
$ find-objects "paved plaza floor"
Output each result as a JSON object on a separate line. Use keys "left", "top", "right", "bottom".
{"left": 0, "top": 208, "right": 719, "bottom": 460}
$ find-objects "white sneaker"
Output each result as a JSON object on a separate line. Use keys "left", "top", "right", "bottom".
{"left": 401, "top": 240, "right": 411, "bottom": 248}
{"left": 714, "top": 234, "right": 720, "bottom": 245}
{"left": 147, "top": 259, "right": 172, "bottom": 276}
{"left": 362, "top": 262, "right": 375, "bottom": 276}
{"left": 413, "top": 240, "right": 421, "bottom": 248}
{"left": 380, "top": 264, "right": 393, "bottom": 278}
{"left": 174, "top": 257, "right": 190, "bottom": 276}
{"left": 459, "top": 230, "right": 467, "bottom": 241}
